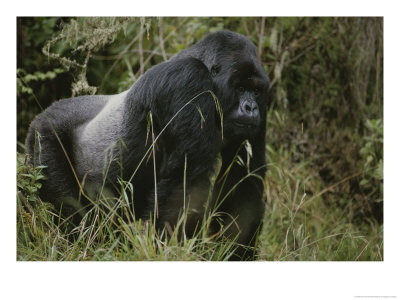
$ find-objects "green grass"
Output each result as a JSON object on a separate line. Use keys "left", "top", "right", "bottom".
{"left": 259, "top": 145, "right": 383, "bottom": 261}
{"left": 16, "top": 138, "right": 383, "bottom": 261}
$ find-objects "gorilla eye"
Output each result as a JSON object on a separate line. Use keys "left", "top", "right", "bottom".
{"left": 238, "top": 86, "right": 245, "bottom": 92}
{"left": 211, "top": 65, "right": 220, "bottom": 77}
{"left": 254, "top": 88, "right": 259, "bottom": 96}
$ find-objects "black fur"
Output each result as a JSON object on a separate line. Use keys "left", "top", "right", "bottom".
{"left": 25, "top": 30, "right": 269, "bottom": 260}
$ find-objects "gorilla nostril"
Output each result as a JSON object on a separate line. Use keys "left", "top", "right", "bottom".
{"left": 245, "top": 104, "right": 252, "bottom": 112}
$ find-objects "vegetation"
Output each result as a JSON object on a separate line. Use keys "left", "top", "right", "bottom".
{"left": 17, "top": 17, "right": 383, "bottom": 261}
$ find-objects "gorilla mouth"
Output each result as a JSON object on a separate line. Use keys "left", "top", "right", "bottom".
{"left": 233, "top": 120, "right": 258, "bottom": 129}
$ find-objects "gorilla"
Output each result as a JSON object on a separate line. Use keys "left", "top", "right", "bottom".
{"left": 25, "top": 30, "right": 269, "bottom": 260}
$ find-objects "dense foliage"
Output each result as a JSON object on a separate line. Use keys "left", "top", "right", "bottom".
{"left": 17, "top": 17, "right": 383, "bottom": 261}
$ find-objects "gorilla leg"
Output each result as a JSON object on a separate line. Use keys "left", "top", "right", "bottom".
{"left": 25, "top": 96, "right": 108, "bottom": 221}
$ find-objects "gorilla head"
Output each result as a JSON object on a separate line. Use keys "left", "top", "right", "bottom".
{"left": 175, "top": 31, "right": 269, "bottom": 141}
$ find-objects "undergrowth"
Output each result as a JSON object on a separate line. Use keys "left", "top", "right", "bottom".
{"left": 17, "top": 126, "right": 383, "bottom": 261}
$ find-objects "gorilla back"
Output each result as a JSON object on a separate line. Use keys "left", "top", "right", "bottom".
{"left": 26, "top": 30, "right": 269, "bottom": 260}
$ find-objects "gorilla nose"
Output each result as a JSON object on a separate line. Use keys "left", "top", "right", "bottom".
{"left": 235, "top": 99, "right": 260, "bottom": 128}
{"left": 244, "top": 101, "right": 258, "bottom": 113}
{"left": 239, "top": 99, "right": 259, "bottom": 119}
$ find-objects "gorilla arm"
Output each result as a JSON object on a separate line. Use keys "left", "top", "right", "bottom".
{"left": 212, "top": 131, "right": 267, "bottom": 260}
{"left": 129, "top": 57, "right": 221, "bottom": 233}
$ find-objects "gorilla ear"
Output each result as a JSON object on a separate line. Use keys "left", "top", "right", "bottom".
{"left": 211, "top": 65, "right": 220, "bottom": 77}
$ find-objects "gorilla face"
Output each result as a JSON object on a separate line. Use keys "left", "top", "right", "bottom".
{"left": 215, "top": 60, "right": 269, "bottom": 140}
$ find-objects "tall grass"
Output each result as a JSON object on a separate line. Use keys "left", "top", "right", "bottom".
{"left": 17, "top": 159, "right": 238, "bottom": 261}
{"left": 17, "top": 123, "right": 383, "bottom": 261}
{"left": 258, "top": 111, "right": 383, "bottom": 261}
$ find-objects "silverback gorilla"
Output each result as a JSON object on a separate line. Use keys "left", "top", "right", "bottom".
{"left": 26, "top": 30, "right": 269, "bottom": 260}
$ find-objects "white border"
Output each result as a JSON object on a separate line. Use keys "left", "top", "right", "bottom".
{"left": 2, "top": 1, "right": 399, "bottom": 299}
